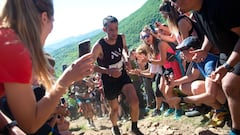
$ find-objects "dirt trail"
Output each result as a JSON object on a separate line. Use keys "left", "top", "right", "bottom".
{"left": 69, "top": 113, "right": 230, "bottom": 135}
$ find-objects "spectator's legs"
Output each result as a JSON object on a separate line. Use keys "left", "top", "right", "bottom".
{"left": 143, "top": 77, "right": 155, "bottom": 108}
{"left": 222, "top": 73, "right": 240, "bottom": 130}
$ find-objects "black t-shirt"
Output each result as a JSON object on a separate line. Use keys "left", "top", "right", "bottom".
{"left": 193, "top": 0, "right": 240, "bottom": 56}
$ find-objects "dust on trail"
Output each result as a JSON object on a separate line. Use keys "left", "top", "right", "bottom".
{"left": 69, "top": 114, "right": 230, "bottom": 135}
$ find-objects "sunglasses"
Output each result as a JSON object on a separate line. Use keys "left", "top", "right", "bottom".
{"left": 141, "top": 34, "right": 150, "bottom": 39}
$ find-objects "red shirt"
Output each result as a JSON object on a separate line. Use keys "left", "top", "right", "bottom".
{"left": 157, "top": 47, "right": 182, "bottom": 80}
{"left": 0, "top": 28, "right": 32, "bottom": 97}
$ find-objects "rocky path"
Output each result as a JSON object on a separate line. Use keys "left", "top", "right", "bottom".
{"left": 69, "top": 113, "right": 230, "bottom": 135}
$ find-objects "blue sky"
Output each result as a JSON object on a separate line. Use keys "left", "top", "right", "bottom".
{"left": 45, "top": 0, "right": 147, "bottom": 45}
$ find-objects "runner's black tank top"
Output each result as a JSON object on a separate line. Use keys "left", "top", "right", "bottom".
{"left": 97, "top": 35, "right": 124, "bottom": 68}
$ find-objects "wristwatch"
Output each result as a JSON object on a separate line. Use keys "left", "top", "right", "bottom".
{"left": 223, "top": 63, "right": 234, "bottom": 72}
{"left": 2, "top": 120, "right": 18, "bottom": 134}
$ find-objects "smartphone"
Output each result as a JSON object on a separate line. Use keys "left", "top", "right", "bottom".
{"left": 149, "top": 24, "right": 156, "bottom": 34}
{"left": 62, "top": 64, "right": 68, "bottom": 72}
{"left": 78, "top": 39, "right": 91, "bottom": 58}
{"left": 60, "top": 97, "right": 65, "bottom": 105}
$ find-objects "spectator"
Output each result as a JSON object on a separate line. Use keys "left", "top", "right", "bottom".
{"left": 140, "top": 25, "right": 183, "bottom": 119}
{"left": 134, "top": 44, "right": 162, "bottom": 116}
{"left": 127, "top": 48, "right": 149, "bottom": 118}
{"left": 168, "top": 36, "right": 228, "bottom": 127}
{"left": 0, "top": 0, "right": 94, "bottom": 133}
{"left": 173, "top": 0, "right": 240, "bottom": 134}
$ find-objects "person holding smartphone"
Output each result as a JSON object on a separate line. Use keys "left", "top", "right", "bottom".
{"left": 171, "top": 0, "right": 240, "bottom": 134}
{"left": 0, "top": 0, "right": 94, "bottom": 133}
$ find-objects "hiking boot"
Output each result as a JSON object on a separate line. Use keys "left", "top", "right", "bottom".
{"left": 163, "top": 108, "right": 175, "bottom": 117}
{"left": 208, "top": 111, "right": 228, "bottom": 128}
{"left": 174, "top": 109, "right": 183, "bottom": 120}
{"left": 131, "top": 128, "right": 144, "bottom": 135}
{"left": 151, "top": 109, "right": 161, "bottom": 117}
{"left": 111, "top": 126, "right": 121, "bottom": 135}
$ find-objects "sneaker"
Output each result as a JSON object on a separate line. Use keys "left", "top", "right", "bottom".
{"left": 160, "top": 102, "right": 169, "bottom": 112}
{"left": 195, "top": 105, "right": 212, "bottom": 115}
{"left": 111, "top": 126, "right": 121, "bottom": 135}
{"left": 200, "top": 110, "right": 214, "bottom": 124}
{"left": 229, "top": 130, "right": 239, "bottom": 135}
{"left": 208, "top": 111, "right": 228, "bottom": 128}
{"left": 90, "top": 122, "right": 96, "bottom": 128}
{"left": 204, "top": 110, "right": 214, "bottom": 119}
{"left": 185, "top": 109, "right": 201, "bottom": 117}
{"left": 174, "top": 109, "right": 183, "bottom": 120}
{"left": 163, "top": 108, "right": 175, "bottom": 117}
{"left": 131, "top": 128, "right": 144, "bottom": 135}
{"left": 151, "top": 109, "right": 161, "bottom": 117}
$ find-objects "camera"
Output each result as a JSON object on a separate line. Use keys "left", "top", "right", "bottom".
{"left": 78, "top": 39, "right": 91, "bottom": 58}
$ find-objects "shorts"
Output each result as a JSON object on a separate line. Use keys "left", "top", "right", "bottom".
{"left": 77, "top": 97, "right": 92, "bottom": 104}
{"left": 102, "top": 70, "right": 132, "bottom": 100}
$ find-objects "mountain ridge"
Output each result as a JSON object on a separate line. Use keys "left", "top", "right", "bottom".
{"left": 44, "top": 29, "right": 101, "bottom": 53}
{"left": 51, "top": 0, "right": 164, "bottom": 76}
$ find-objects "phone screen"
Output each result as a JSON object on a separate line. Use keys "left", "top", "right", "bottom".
{"left": 78, "top": 39, "right": 91, "bottom": 58}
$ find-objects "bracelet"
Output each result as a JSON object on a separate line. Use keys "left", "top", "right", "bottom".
{"left": 1, "top": 120, "right": 18, "bottom": 134}
{"left": 223, "top": 62, "right": 234, "bottom": 72}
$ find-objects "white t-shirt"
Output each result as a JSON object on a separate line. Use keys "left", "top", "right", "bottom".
{"left": 149, "top": 63, "right": 163, "bottom": 74}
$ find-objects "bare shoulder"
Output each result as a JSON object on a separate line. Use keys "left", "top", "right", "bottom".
{"left": 119, "top": 33, "right": 126, "bottom": 39}
{"left": 91, "top": 40, "right": 103, "bottom": 59}
{"left": 159, "top": 40, "right": 169, "bottom": 48}
{"left": 178, "top": 17, "right": 192, "bottom": 29}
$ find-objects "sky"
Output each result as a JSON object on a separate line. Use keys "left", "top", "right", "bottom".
{"left": 45, "top": 0, "right": 147, "bottom": 45}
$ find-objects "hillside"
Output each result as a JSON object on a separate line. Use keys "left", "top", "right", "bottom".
{"left": 50, "top": 0, "right": 164, "bottom": 77}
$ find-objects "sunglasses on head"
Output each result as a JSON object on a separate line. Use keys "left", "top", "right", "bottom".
{"left": 141, "top": 34, "right": 150, "bottom": 39}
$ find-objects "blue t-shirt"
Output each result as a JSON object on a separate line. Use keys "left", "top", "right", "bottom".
{"left": 193, "top": 53, "right": 219, "bottom": 78}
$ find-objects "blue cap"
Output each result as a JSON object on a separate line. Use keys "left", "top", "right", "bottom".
{"left": 176, "top": 36, "right": 201, "bottom": 51}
